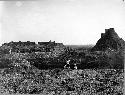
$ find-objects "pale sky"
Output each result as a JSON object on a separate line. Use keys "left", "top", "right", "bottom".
{"left": 0, "top": 0, "right": 125, "bottom": 45}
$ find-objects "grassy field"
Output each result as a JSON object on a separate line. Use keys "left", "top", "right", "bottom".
{"left": 0, "top": 68, "right": 123, "bottom": 95}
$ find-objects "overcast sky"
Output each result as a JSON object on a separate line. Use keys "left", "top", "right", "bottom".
{"left": 0, "top": 0, "right": 125, "bottom": 45}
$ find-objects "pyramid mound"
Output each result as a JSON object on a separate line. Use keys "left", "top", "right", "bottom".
{"left": 92, "top": 28, "right": 125, "bottom": 51}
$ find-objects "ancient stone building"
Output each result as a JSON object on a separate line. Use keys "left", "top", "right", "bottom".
{"left": 92, "top": 28, "right": 125, "bottom": 51}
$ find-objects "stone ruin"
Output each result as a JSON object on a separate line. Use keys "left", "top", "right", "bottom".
{"left": 92, "top": 28, "right": 125, "bottom": 51}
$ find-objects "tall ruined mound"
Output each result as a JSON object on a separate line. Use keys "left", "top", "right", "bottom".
{"left": 92, "top": 28, "right": 125, "bottom": 51}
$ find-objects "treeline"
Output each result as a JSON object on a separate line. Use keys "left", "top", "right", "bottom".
{"left": 0, "top": 41, "right": 124, "bottom": 69}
